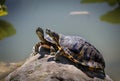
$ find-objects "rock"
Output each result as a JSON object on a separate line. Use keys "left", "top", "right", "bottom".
{"left": 5, "top": 54, "right": 113, "bottom": 81}
{"left": 0, "top": 61, "right": 24, "bottom": 80}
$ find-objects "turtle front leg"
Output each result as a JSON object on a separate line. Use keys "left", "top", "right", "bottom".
{"left": 34, "top": 42, "right": 54, "bottom": 58}
{"left": 33, "top": 42, "right": 49, "bottom": 55}
{"left": 54, "top": 47, "right": 80, "bottom": 64}
{"left": 54, "top": 49, "right": 63, "bottom": 61}
{"left": 32, "top": 42, "right": 41, "bottom": 56}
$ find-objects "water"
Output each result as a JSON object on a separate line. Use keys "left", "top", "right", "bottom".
{"left": 0, "top": 0, "right": 120, "bottom": 80}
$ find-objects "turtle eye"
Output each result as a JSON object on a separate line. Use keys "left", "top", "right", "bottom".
{"left": 46, "top": 28, "right": 51, "bottom": 35}
{"left": 52, "top": 32, "right": 57, "bottom": 37}
{"left": 52, "top": 32, "right": 56, "bottom": 37}
{"left": 53, "top": 32, "right": 59, "bottom": 40}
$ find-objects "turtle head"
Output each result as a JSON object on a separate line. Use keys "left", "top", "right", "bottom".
{"left": 36, "top": 27, "right": 44, "bottom": 42}
{"left": 46, "top": 28, "right": 59, "bottom": 45}
{"left": 36, "top": 27, "right": 44, "bottom": 34}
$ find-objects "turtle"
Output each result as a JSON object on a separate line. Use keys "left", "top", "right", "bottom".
{"left": 35, "top": 27, "right": 106, "bottom": 79}
{"left": 45, "top": 28, "right": 106, "bottom": 79}
{"left": 34, "top": 27, "right": 58, "bottom": 58}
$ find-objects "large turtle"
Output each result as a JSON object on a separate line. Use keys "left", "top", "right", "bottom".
{"left": 35, "top": 27, "right": 106, "bottom": 79}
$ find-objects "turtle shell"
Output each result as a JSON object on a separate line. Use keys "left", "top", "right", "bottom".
{"left": 62, "top": 35, "right": 105, "bottom": 69}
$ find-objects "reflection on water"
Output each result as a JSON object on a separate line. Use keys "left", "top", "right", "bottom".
{"left": 0, "top": 19, "right": 16, "bottom": 40}
{"left": 0, "top": 0, "right": 120, "bottom": 80}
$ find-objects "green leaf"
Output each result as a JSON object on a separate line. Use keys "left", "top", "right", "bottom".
{"left": 80, "top": 0, "right": 105, "bottom": 3}
{"left": 107, "top": 0, "right": 118, "bottom": 6}
{"left": 0, "top": 0, "right": 6, "bottom": 5}
{"left": 100, "top": 7, "right": 120, "bottom": 24}
{"left": 0, "top": 20, "right": 16, "bottom": 40}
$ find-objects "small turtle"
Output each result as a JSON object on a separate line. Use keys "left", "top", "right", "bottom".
{"left": 45, "top": 28, "right": 106, "bottom": 79}
{"left": 34, "top": 27, "right": 58, "bottom": 58}
{"left": 35, "top": 27, "right": 106, "bottom": 79}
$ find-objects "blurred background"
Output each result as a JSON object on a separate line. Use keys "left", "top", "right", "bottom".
{"left": 0, "top": 0, "right": 120, "bottom": 80}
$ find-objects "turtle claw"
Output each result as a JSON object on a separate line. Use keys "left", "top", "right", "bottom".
{"left": 54, "top": 49, "right": 64, "bottom": 61}
{"left": 54, "top": 56, "right": 60, "bottom": 61}
{"left": 50, "top": 52, "right": 56, "bottom": 55}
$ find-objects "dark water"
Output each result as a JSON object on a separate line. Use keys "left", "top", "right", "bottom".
{"left": 0, "top": 0, "right": 120, "bottom": 80}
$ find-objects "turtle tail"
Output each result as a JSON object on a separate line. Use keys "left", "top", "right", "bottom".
{"left": 75, "top": 64, "right": 106, "bottom": 79}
